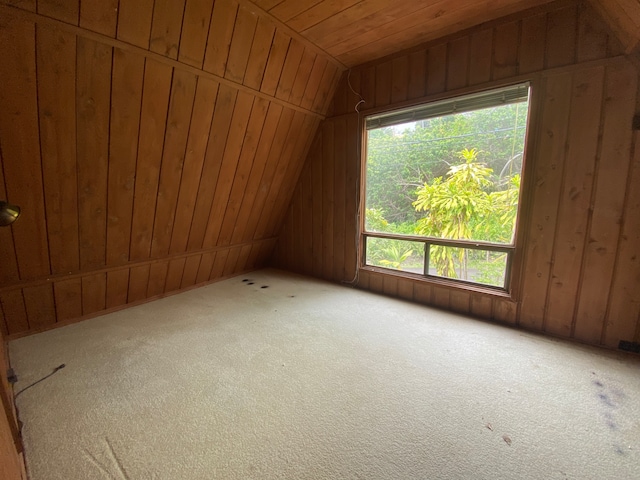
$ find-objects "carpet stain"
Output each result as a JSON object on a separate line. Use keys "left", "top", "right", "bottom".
{"left": 591, "top": 373, "right": 630, "bottom": 454}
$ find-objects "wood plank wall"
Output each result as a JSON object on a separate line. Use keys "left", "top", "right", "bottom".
{"left": 0, "top": 0, "right": 342, "bottom": 337}
{"left": 0, "top": 331, "right": 25, "bottom": 480}
{"left": 275, "top": 1, "right": 640, "bottom": 349}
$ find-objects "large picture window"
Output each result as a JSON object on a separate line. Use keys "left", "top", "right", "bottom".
{"left": 362, "top": 84, "right": 531, "bottom": 291}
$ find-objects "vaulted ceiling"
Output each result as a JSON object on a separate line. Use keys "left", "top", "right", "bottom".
{"left": 254, "top": 0, "right": 640, "bottom": 66}
{"left": 0, "top": 0, "right": 638, "bottom": 337}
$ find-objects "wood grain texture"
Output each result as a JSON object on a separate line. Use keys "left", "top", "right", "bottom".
{"left": 149, "top": 0, "right": 186, "bottom": 60}
{"left": 36, "top": 25, "right": 79, "bottom": 274}
{"left": 117, "top": 0, "right": 155, "bottom": 49}
{"left": 79, "top": 0, "right": 117, "bottom": 37}
{"left": 76, "top": 37, "right": 111, "bottom": 270}
{"left": 179, "top": 0, "right": 215, "bottom": 68}
{"left": 274, "top": 2, "right": 640, "bottom": 349}
{"left": 106, "top": 48, "right": 144, "bottom": 265}
{"left": 0, "top": 18, "right": 50, "bottom": 281}
{"left": 37, "top": 0, "right": 78, "bottom": 24}
{"left": 0, "top": 0, "right": 339, "bottom": 336}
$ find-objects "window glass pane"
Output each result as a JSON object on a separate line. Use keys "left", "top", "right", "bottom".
{"left": 365, "top": 238, "right": 424, "bottom": 274}
{"left": 365, "top": 88, "right": 529, "bottom": 246}
{"left": 427, "top": 246, "right": 507, "bottom": 288}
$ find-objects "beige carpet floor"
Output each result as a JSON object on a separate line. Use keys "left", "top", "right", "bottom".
{"left": 9, "top": 268, "right": 640, "bottom": 479}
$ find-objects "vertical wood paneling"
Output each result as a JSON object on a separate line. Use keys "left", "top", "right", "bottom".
{"left": 202, "top": 91, "right": 254, "bottom": 248}
{"left": 343, "top": 115, "right": 358, "bottom": 282}
{"left": 106, "top": 48, "right": 144, "bottom": 265}
{"left": 147, "top": 261, "right": 169, "bottom": 298}
{"left": 203, "top": 0, "right": 239, "bottom": 77}
{"left": 545, "top": 5, "right": 578, "bottom": 68}
{"left": 407, "top": 49, "right": 426, "bottom": 99}
{"left": 545, "top": 66, "right": 604, "bottom": 337}
{"left": 243, "top": 109, "right": 295, "bottom": 241}
{"left": 605, "top": 125, "right": 640, "bottom": 347}
{"left": 390, "top": 56, "right": 409, "bottom": 104}
{"left": 447, "top": 37, "right": 469, "bottom": 90}
{"left": 53, "top": 278, "right": 82, "bottom": 322}
{"left": 222, "top": 247, "right": 242, "bottom": 276}
{"left": 321, "top": 121, "right": 334, "bottom": 280}
{"left": 165, "top": 258, "right": 187, "bottom": 293}
{"left": 243, "top": 16, "right": 276, "bottom": 91}
{"left": 0, "top": 18, "right": 50, "bottom": 281}
{"left": 188, "top": 84, "right": 238, "bottom": 249}
{"left": 0, "top": 291, "right": 29, "bottom": 335}
{"left": 117, "top": 0, "right": 155, "bottom": 49}
{"left": 106, "top": 269, "right": 129, "bottom": 308}
{"left": 332, "top": 118, "right": 346, "bottom": 281}
{"left": 79, "top": 0, "right": 118, "bottom": 37}
{"left": 0, "top": 149, "right": 19, "bottom": 286}
{"left": 493, "top": 22, "right": 519, "bottom": 80}
{"left": 217, "top": 98, "right": 270, "bottom": 246}
{"left": 128, "top": 265, "right": 150, "bottom": 302}
{"left": 196, "top": 252, "right": 215, "bottom": 284}
{"left": 290, "top": 49, "right": 317, "bottom": 105}
{"left": 129, "top": 60, "right": 173, "bottom": 261}
{"left": 469, "top": 30, "right": 492, "bottom": 85}
{"left": 426, "top": 43, "right": 447, "bottom": 95}
{"left": 149, "top": 0, "right": 186, "bottom": 60}
{"left": 181, "top": 255, "right": 201, "bottom": 288}
{"left": 0, "top": 0, "right": 337, "bottom": 338}
{"left": 151, "top": 70, "right": 198, "bottom": 257}
{"left": 300, "top": 161, "right": 314, "bottom": 274}
{"left": 261, "top": 31, "right": 292, "bottom": 97}
{"left": 210, "top": 249, "right": 229, "bottom": 279}
{"left": 275, "top": 2, "right": 640, "bottom": 349}
{"left": 311, "top": 133, "right": 324, "bottom": 278}
{"left": 573, "top": 63, "right": 636, "bottom": 343}
{"left": 230, "top": 104, "right": 283, "bottom": 244}
{"left": 37, "top": 0, "right": 79, "bottom": 24}
{"left": 169, "top": 78, "right": 219, "bottom": 253}
{"left": 81, "top": 273, "right": 106, "bottom": 315}
{"left": 263, "top": 115, "right": 318, "bottom": 236}
{"left": 179, "top": 0, "right": 215, "bottom": 68}
{"left": 301, "top": 57, "right": 329, "bottom": 111}
{"left": 22, "top": 284, "right": 55, "bottom": 329}
{"left": 374, "top": 60, "right": 391, "bottom": 107}
{"left": 519, "top": 73, "right": 572, "bottom": 331}
{"left": 276, "top": 39, "right": 305, "bottom": 101}
{"left": 520, "top": 14, "right": 547, "bottom": 74}
{"left": 577, "top": 3, "right": 609, "bottom": 62}
{"left": 225, "top": 5, "right": 259, "bottom": 83}
{"left": 36, "top": 25, "right": 79, "bottom": 275}
{"left": 235, "top": 244, "right": 254, "bottom": 272}
{"left": 76, "top": 37, "right": 111, "bottom": 270}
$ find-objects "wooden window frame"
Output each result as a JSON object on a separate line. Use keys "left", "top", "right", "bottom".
{"left": 358, "top": 80, "right": 539, "bottom": 300}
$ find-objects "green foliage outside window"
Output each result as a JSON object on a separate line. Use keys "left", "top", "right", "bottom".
{"left": 364, "top": 101, "right": 527, "bottom": 286}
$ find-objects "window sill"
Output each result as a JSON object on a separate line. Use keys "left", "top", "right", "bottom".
{"left": 360, "top": 265, "right": 515, "bottom": 300}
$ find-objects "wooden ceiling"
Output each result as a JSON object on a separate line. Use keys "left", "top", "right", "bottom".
{"left": 255, "top": 0, "right": 640, "bottom": 66}
{"left": 256, "top": 0, "right": 558, "bottom": 66}
{"left": 0, "top": 0, "right": 639, "bottom": 337}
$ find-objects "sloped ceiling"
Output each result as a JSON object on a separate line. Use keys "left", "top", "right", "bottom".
{"left": 588, "top": 0, "right": 640, "bottom": 54}
{"left": 0, "top": 0, "right": 638, "bottom": 336}
{"left": 0, "top": 0, "right": 339, "bottom": 335}
{"left": 254, "top": 0, "right": 557, "bottom": 66}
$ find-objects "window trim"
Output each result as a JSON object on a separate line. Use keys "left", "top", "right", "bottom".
{"left": 359, "top": 81, "right": 536, "bottom": 298}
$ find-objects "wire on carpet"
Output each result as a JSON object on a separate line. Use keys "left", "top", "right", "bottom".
{"left": 14, "top": 364, "right": 66, "bottom": 400}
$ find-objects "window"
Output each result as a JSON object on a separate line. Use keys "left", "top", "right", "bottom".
{"left": 362, "top": 83, "right": 531, "bottom": 291}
